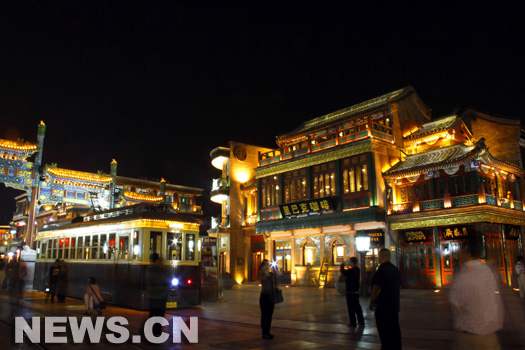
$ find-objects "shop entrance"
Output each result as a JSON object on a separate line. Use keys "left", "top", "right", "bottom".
{"left": 440, "top": 241, "right": 467, "bottom": 286}
{"left": 402, "top": 243, "right": 436, "bottom": 288}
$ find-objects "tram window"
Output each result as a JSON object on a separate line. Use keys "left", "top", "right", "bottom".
{"left": 100, "top": 234, "right": 107, "bottom": 259}
{"left": 63, "top": 238, "right": 69, "bottom": 259}
{"left": 76, "top": 237, "right": 83, "bottom": 259}
{"left": 166, "top": 232, "right": 182, "bottom": 261}
{"left": 84, "top": 236, "right": 91, "bottom": 260}
{"left": 109, "top": 233, "right": 116, "bottom": 259}
{"left": 91, "top": 234, "right": 99, "bottom": 259}
{"left": 52, "top": 239, "right": 57, "bottom": 259}
{"left": 70, "top": 238, "right": 76, "bottom": 259}
{"left": 119, "top": 235, "right": 129, "bottom": 260}
{"left": 150, "top": 231, "right": 162, "bottom": 258}
{"left": 41, "top": 242, "right": 47, "bottom": 259}
{"left": 132, "top": 231, "right": 139, "bottom": 260}
{"left": 47, "top": 240, "right": 53, "bottom": 259}
{"left": 185, "top": 234, "right": 195, "bottom": 261}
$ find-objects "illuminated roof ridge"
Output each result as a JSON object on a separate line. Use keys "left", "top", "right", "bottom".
{"left": 405, "top": 113, "right": 462, "bottom": 141}
{"left": 46, "top": 167, "right": 113, "bottom": 183}
{"left": 384, "top": 139, "right": 485, "bottom": 178}
{"left": 122, "top": 191, "right": 164, "bottom": 202}
{"left": 0, "top": 138, "right": 39, "bottom": 151}
{"left": 277, "top": 86, "right": 409, "bottom": 142}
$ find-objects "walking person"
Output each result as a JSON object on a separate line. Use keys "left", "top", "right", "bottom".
{"left": 515, "top": 256, "right": 525, "bottom": 298}
{"left": 369, "top": 248, "right": 402, "bottom": 350}
{"left": 340, "top": 257, "right": 365, "bottom": 327}
{"left": 258, "top": 259, "right": 276, "bottom": 339}
{"left": 449, "top": 244, "right": 504, "bottom": 349}
{"left": 84, "top": 276, "right": 104, "bottom": 315}
{"left": 57, "top": 260, "right": 69, "bottom": 303}
{"left": 0, "top": 258, "right": 6, "bottom": 291}
{"left": 145, "top": 253, "right": 168, "bottom": 337}
{"left": 48, "top": 259, "right": 60, "bottom": 303}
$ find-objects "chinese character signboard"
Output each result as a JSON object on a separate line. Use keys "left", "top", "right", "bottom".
{"left": 505, "top": 225, "right": 521, "bottom": 240}
{"left": 401, "top": 229, "right": 432, "bottom": 243}
{"left": 440, "top": 224, "right": 475, "bottom": 240}
{"left": 279, "top": 197, "right": 336, "bottom": 219}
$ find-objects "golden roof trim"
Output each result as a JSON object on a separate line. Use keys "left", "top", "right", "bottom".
{"left": 122, "top": 191, "right": 164, "bottom": 203}
{"left": 0, "top": 139, "right": 38, "bottom": 151}
{"left": 46, "top": 167, "right": 113, "bottom": 183}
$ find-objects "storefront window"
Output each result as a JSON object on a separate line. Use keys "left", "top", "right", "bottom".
{"left": 331, "top": 240, "right": 345, "bottom": 265}
{"left": 274, "top": 240, "right": 291, "bottom": 274}
{"left": 303, "top": 241, "right": 315, "bottom": 265}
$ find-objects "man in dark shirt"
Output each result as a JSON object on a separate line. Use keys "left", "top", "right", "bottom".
{"left": 340, "top": 257, "right": 365, "bottom": 327}
{"left": 369, "top": 248, "right": 402, "bottom": 350}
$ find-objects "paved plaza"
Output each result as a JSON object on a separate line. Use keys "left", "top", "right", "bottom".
{"left": 1, "top": 284, "right": 524, "bottom": 349}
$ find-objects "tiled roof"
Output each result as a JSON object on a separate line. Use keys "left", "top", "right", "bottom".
{"left": 384, "top": 139, "right": 486, "bottom": 178}
{"left": 405, "top": 114, "right": 462, "bottom": 141}
{"left": 277, "top": 86, "right": 410, "bottom": 142}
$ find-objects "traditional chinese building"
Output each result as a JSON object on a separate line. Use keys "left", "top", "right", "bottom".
{"left": 385, "top": 110, "right": 525, "bottom": 289}
{"left": 254, "top": 86, "right": 431, "bottom": 286}
{"left": 2, "top": 122, "right": 203, "bottom": 248}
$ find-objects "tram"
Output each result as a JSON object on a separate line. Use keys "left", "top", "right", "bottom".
{"left": 33, "top": 203, "right": 201, "bottom": 310}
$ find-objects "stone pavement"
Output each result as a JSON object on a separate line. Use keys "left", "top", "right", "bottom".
{"left": 0, "top": 284, "right": 524, "bottom": 349}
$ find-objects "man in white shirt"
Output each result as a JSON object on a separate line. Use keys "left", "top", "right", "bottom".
{"left": 449, "top": 244, "right": 504, "bottom": 350}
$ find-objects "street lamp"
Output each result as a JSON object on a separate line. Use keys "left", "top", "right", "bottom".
{"left": 355, "top": 231, "right": 370, "bottom": 296}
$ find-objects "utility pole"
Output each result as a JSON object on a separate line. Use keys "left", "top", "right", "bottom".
{"left": 26, "top": 121, "right": 46, "bottom": 248}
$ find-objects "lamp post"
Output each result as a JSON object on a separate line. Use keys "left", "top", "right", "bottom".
{"left": 355, "top": 232, "right": 371, "bottom": 296}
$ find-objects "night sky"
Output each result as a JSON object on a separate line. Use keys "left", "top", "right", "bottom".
{"left": 1, "top": 3, "right": 524, "bottom": 222}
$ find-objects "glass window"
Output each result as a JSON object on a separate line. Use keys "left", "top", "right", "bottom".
{"left": 91, "top": 234, "right": 99, "bottom": 259}
{"left": 411, "top": 246, "right": 418, "bottom": 269}
{"left": 52, "top": 239, "right": 57, "bottom": 259}
{"left": 419, "top": 246, "right": 426, "bottom": 269}
{"left": 312, "top": 162, "right": 335, "bottom": 198}
{"left": 100, "top": 234, "right": 107, "bottom": 259}
{"left": 76, "top": 237, "right": 83, "bottom": 259}
{"left": 427, "top": 246, "right": 434, "bottom": 269}
{"left": 331, "top": 240, "right": 345, "bottom": 265}
{"left": 133, "top": 231, "right": 139, "bottom": 260}
{"left": 119, "top": 235, "right": 129, "bottom": 260}
{"left": 40, "top": 241, "right": 47, "bottom": 259}
{"left": 185, "top": 233, "right": 195, "bottom": 261}
{"left": 84, "top": 236, "right": 91, "bottom": 259}
{"left": 303, "top": 241, "right": 315, "bottom": 265}
{"left": 150, "top": 231, "right": 162, "bottom": 258}
{"left": 109, "top": 233, "right": 116, "bottom": 259}
{"left": 166, "top": 232, "right": 182, "bottom": 260}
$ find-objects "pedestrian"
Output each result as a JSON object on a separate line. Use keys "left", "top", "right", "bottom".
{"left": 48, "top": 259, "right": 60, "bottom": 303}
{"left": 516, "top": 256, "right": 525, "bottom": 298}
{"left": 84, "top": 276, "right": 104, "bottom": 315}
{"left": 0, "top": 258, "right": 6, "bottom": 291}
{"left": 57, "top": 260, "right": 69, "bottom": 303}
{"left": 340, "top": 257, "right": 365, "bottom": 327}
{"left": 145, "top": 253, "right": 168, "bottom": 337}
{"left": 258, "top": 259, "right": 276, "bottom": 339}
{"left": 369, "top": 248, "right": 402, "bottom": 350}
{"left": 449, "top": 244, "right": 504, "bottom": 349}
{"left": 18, "top": 261, "right": 27, "bottom": 297}
{"left": 7, "top": 258, "right": 20, "bottom": 296}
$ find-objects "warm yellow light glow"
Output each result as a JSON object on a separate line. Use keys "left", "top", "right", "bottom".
{"left": 434, "top": 290, "right": 441, "bottom": 293}
{"left": 211, "top": 193, "right": 229, "bottom": 204}
{"left": 123, "top": 191, "right": 164, "bottom": 203}
{"left": 211, "top": 155, "right": 229, "bottom": 170}
{"left": 236, "top": 171, "right": 249, "bottom": 183}
{"left": 236, "top": 278, "right": 243, "bottom": 284}
{"left": 169, "top": 223, "right": 184, "bottom": 229}
{"left": 305, "top": 248, "right": 314, "bottom": 265}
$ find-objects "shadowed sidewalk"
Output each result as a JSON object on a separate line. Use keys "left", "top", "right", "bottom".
{"left": 1, "top": 284, "right": 524, "bottom": 349}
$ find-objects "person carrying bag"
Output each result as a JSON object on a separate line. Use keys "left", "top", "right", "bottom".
{"left": 84, "top": 276, "right": 105, "bottom": 315}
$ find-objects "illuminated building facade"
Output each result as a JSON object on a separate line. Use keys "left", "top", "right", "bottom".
{"left": 209, "top": 142, "right": 273, "bottom": 283}
{"left": 385, "top": 110, "right": 525, "bottom": 289}
{"left": 254, "top": 86, "right": 431, "bottom": 285}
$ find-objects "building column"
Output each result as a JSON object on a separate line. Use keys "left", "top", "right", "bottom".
{"left": 433, "top": 226, "right": 442, "bottom": 288}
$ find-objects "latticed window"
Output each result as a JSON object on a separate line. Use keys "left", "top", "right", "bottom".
{"left": 284, "top": 169, "right": 307, "bottom": 203}
{"left": 312, "top": 162, "right": 336, "bottom": 198}
{"left": 261, "top": 176, "right": 280, "bottom": 207}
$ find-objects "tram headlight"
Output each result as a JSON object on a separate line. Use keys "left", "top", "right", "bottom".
{"left": 171, "top": 278, "right": 179, "bottom": 287}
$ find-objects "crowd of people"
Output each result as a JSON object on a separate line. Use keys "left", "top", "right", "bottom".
{"left": 0, "top": 256, "right": 27, "bottom": 296}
